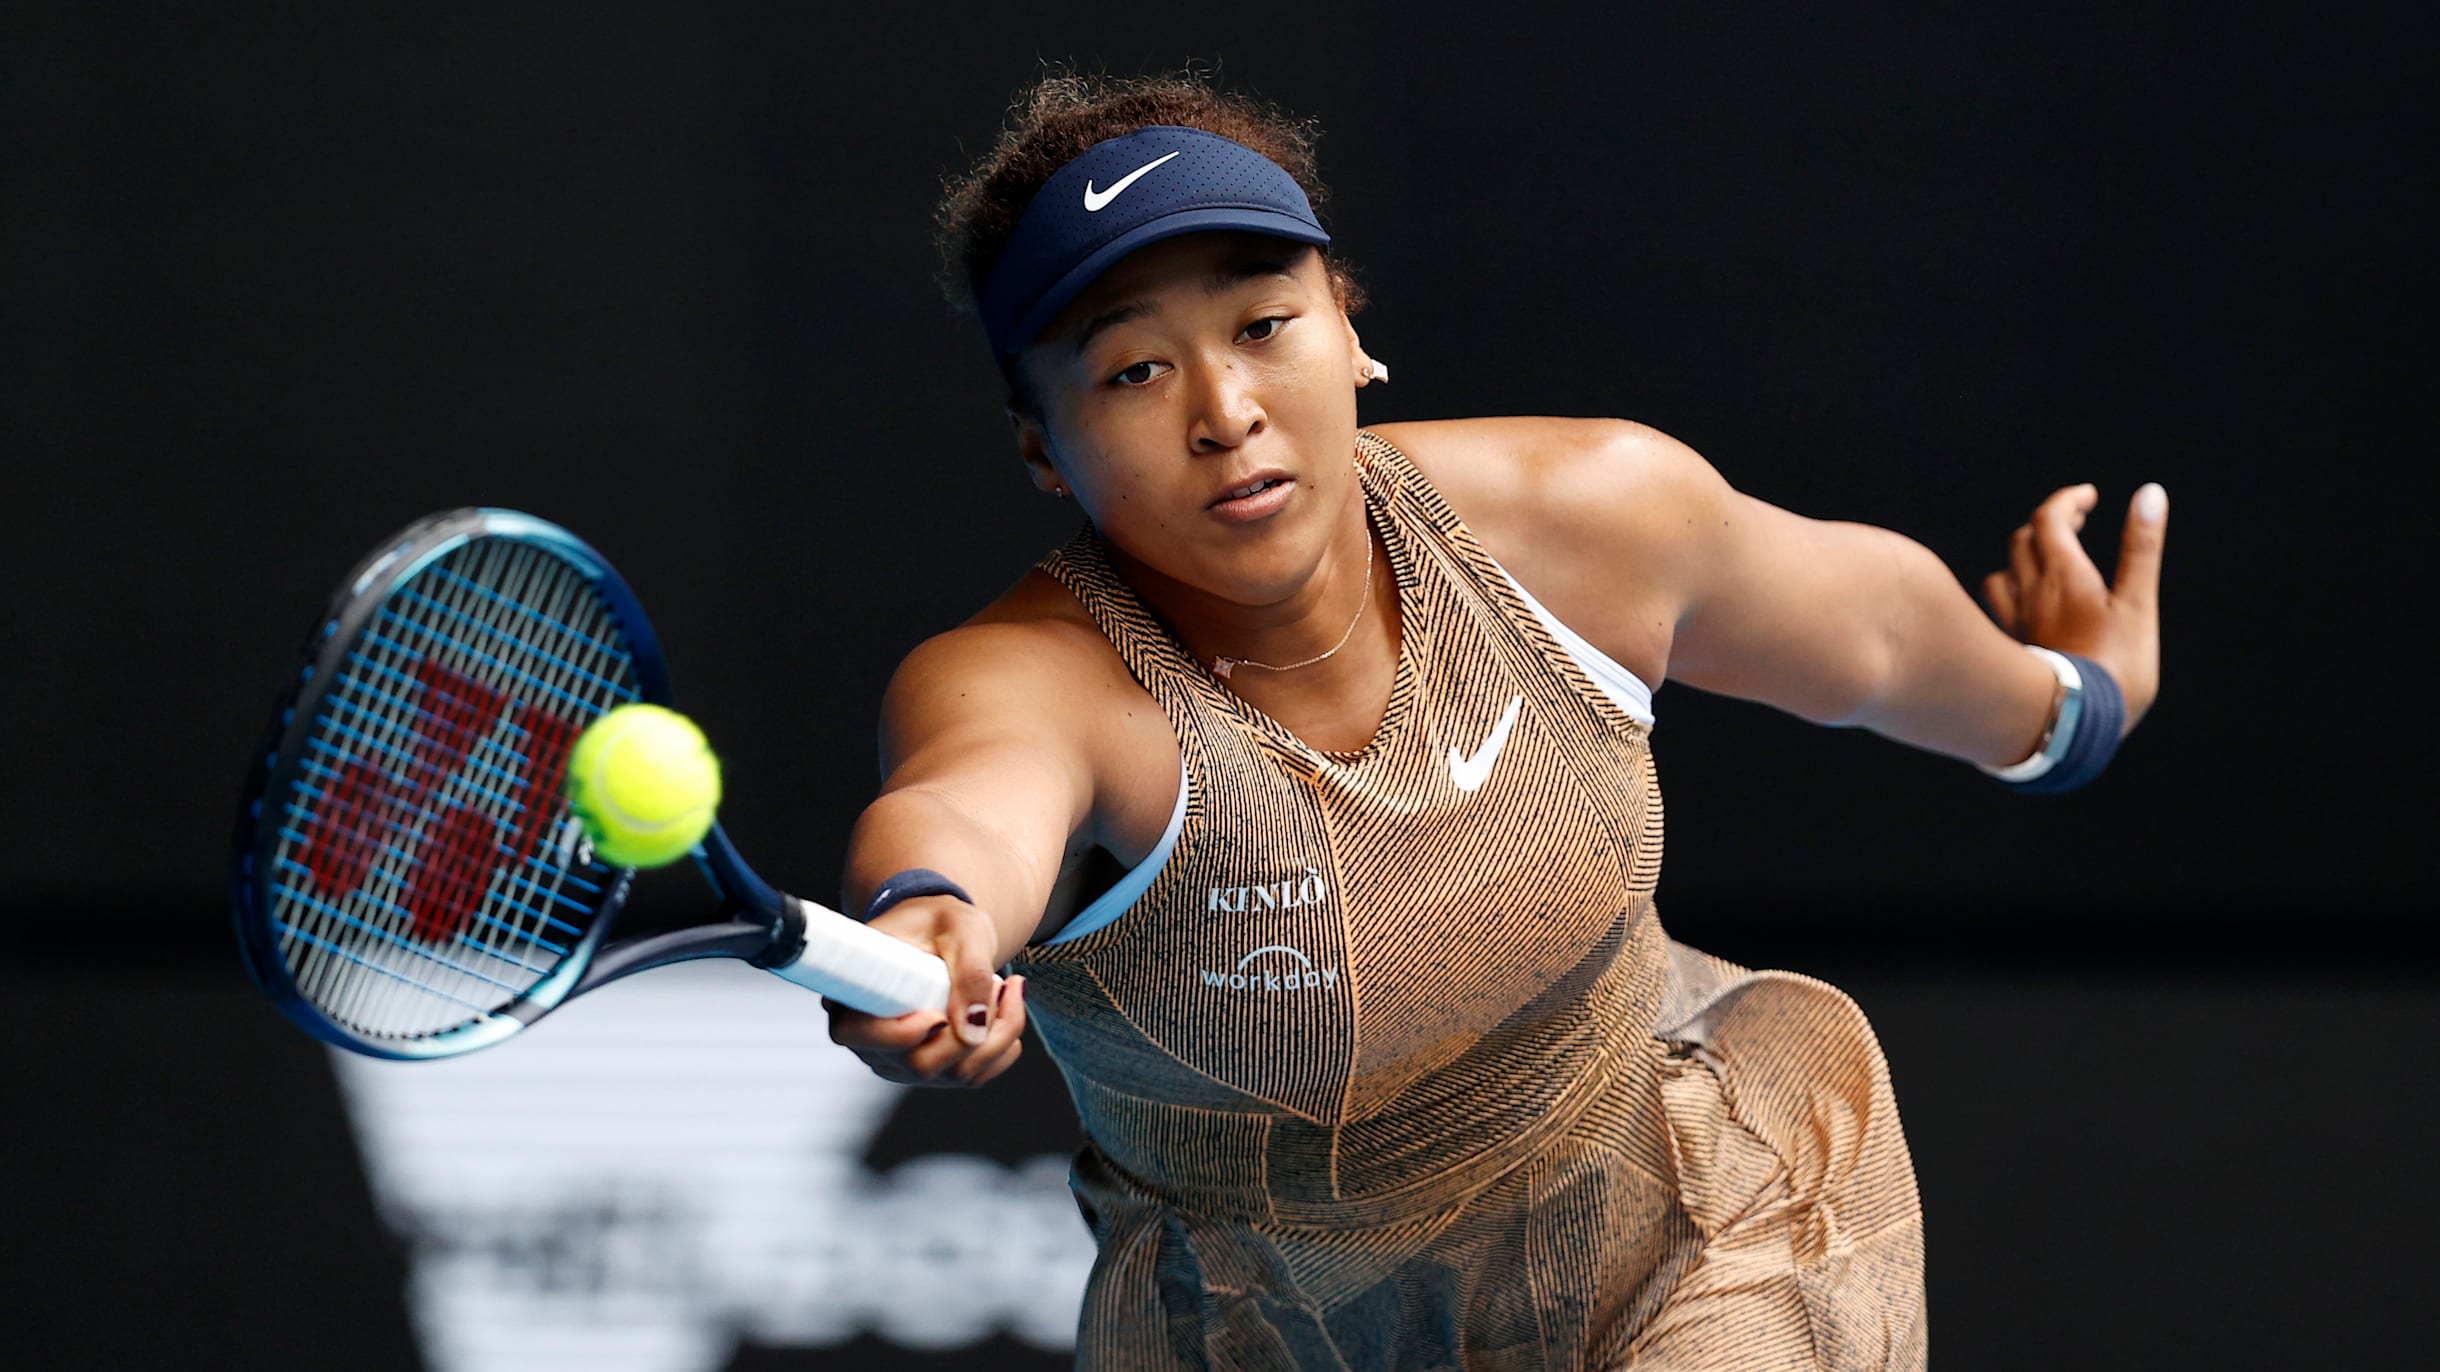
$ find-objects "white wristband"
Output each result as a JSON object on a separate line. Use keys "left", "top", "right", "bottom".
{"left": 1979, "top": 645, "right": 2085, "bottom": 783}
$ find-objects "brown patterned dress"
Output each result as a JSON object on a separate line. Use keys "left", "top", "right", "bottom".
{"left": 1007, "top": 432, "right": 1927, "bottom": 1370}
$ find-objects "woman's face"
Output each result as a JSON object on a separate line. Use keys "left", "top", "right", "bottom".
{"left": 1012, "top": 234, "right": 1371, "bottom": 610}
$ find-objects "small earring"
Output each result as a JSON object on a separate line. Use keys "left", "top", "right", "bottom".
{"left": 1362, "top": 359, "right": 1390, "bottom": 385}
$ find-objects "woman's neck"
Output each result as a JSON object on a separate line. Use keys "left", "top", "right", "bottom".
{"left": 1114, "top": 502, "right": 1403, "bottom": 753}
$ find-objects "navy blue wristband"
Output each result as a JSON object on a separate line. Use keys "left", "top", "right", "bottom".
{"left": 2007, "top": 653, "right": 2126, "bottom": 795}
{"left": 861, "top": 868, "right": 974, "bottom": 923}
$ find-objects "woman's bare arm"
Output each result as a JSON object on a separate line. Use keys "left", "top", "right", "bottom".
{"left": 1648, "top": 427, "right": 2166, "bottom": 763}
{"left": 1392, "top": 417, "right": 2167, "bottom": 766}
{"left": 826, "top": 621, "right": 1110, "bottom": 1088}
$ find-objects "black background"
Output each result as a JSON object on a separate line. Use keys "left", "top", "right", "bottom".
{"left": 5, "top": 3, "right": 2432, "bottom": 1369}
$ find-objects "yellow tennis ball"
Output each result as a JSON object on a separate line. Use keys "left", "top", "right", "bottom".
{"left": 565, "top": 704, "right": 721, "bottom": 869}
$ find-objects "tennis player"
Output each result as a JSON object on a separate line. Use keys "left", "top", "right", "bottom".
{"left": 829, "top": 73, "right": 2166, "bottom": 1369}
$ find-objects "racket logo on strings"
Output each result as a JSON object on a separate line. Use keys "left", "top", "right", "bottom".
{"left": 298, "top": 658, "right": 581, "bottom": 947}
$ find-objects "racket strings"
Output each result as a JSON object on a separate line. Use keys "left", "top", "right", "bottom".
{"left": 268, "top": 537, "right": 643, "bottom": 1041}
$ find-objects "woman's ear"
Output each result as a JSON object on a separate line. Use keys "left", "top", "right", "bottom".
{"left": 1011, "top": 409, "right": 1068, "bottom": 496}
{"left": 1346, "top": 320, "right": 1388, "bottom": 388}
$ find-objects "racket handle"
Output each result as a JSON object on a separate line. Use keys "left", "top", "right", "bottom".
{"left": 765, "top": 897, "right": 952, "bottom": 1017}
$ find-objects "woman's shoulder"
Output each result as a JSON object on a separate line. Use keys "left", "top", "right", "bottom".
{"left": 888, "top": 568, "right": 1165, "bottom": 743}
{"left": 1366, "top": 417, "right": 1719, "bottom": 689}
{"left": 1366, "top": 416, "right": 1716, "bottom": 559}
{"left": 885, "top": 565, "right": 1161, "bottom": 747}
{"left": 900, "top": 567, "right": 1127, "bottom": 688}
{"left": 888, "top": 568, "right": 1176, "bottom": 863}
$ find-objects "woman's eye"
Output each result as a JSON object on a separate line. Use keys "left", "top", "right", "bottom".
{"left": 1240, "top": 316, "right": 1289, "bottom": 342}
{"left": 1113, "top": 360, "right": 1165, "bottom": 387}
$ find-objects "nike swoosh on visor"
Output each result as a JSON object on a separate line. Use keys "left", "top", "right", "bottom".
{"left": 1083, "top": 151, "right": 1183, "bottom": 212}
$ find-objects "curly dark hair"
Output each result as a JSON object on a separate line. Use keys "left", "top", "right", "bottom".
{"left": 934, "top": 67, "right": 1367, "bottom": 334}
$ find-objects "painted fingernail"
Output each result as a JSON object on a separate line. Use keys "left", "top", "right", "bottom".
{"left": 2134, "top": 482, "right": 2167, "bottom": 522}
{"left": 960, "top": 1003, "right": 989, "bottom": 1043}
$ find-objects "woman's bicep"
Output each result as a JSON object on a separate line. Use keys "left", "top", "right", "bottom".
{"left": 1657, "top": 479, "right": 1920, "bottom": 727}
{"left": 852, "top": 627, "right": 1103, "bottom": 958}
{"left": 879, "top": 635, "right": 1098, "bottom": 828}
{"left": 1668, "top": 502, "right": 1912, "bottom": 722}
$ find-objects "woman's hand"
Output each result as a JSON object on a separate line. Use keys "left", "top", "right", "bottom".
{"left": 1982, "top": 482, "right": 2169, "bottom": 732}
{"left": 823, "top": 894, "right": 1028, "bottom": 1089}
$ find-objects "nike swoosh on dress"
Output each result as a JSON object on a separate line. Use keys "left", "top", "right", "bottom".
{"left": 1083, "top": 151, "right": 1184, "bottom": 212}
{"left": 1449, "top": 695, "right": 1525, "bottom": 793}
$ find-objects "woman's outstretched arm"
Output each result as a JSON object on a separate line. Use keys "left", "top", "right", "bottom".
{"left": 1390, "top": 416, "right": 2167, "bottom": 769}
{"left": 826, "top": 621, "right": 1107, "bottom": 1089}
{"left": 1647, "top": 427, "right": 2168, "bottom": 766}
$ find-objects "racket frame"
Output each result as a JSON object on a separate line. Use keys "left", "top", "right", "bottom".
{"left": 231, "top": 508, "right": 797, "bottom": 1060}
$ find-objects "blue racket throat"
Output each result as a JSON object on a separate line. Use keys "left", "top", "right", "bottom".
{"left": 231, "top": 509, "right": 830, "bottom": 1061}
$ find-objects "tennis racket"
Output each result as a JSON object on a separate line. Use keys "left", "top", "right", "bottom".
{"left": 231, "top": 507, "right": 949, "bottom": 1060}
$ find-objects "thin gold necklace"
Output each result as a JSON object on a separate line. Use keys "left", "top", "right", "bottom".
{"left": 1212, "top": 530, "right": 1375, "bottom": 681}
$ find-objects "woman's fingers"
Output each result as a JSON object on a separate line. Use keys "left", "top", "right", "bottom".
{"left": 824, "top": 891, "right": 1028, "bottom": 1086}
{"left": 1994, "top": 480, "right": 2171, "bottom": 732}
{"left": 900, "top": 970, "right": 996, "bottom": 1062}
{"left": 876, "top": 892, "right": 1005, "bottom": 1049}
{"left": 1982, "top": 569, "right": 2020, "bottom": 633}
{"left": 827, "top": 1003, "right": 947, "bottom": 1053}
{"left": 2113, "top": 483, "right": 2169, "bottom": 610}
{"left": 951, "top": 978, "right": 1029, "bottom": 1086}
{"left": 892, "top": 977, "right": 1024, "bottom": 1086}
{"left": 2008, "top": 523, "right": 2040, "bottom": 590}
{"left": 817, "top": 884, "right": 1039, "bottom": 1087}
{"left": 2032, "top": 483, "right": 2100, "bottom": 577}
{"left": 2000, "top": 483, "right": 2113, "bottom": 644}
{"left": 955, "top": 1035, "right": 1025, "bottom": 1087}
{"left": 942, "top": 929, "right": 1005, "bottom": 1049}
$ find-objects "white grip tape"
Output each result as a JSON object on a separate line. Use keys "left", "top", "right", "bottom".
{"left": 765, "top": 898, "right": 952, "bottom": 1017}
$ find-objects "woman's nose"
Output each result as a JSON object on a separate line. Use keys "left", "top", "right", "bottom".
{"left": 1188, "top": 360, "right": 1265, "bottom": 451}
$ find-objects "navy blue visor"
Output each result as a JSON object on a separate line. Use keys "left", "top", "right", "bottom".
{"left": 978, "top": 125, "right": 1331, "bottom": 357}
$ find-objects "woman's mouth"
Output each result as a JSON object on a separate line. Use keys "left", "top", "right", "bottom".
{"left": 1209, "top": 476, "right": 1295, "bottom": 522}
